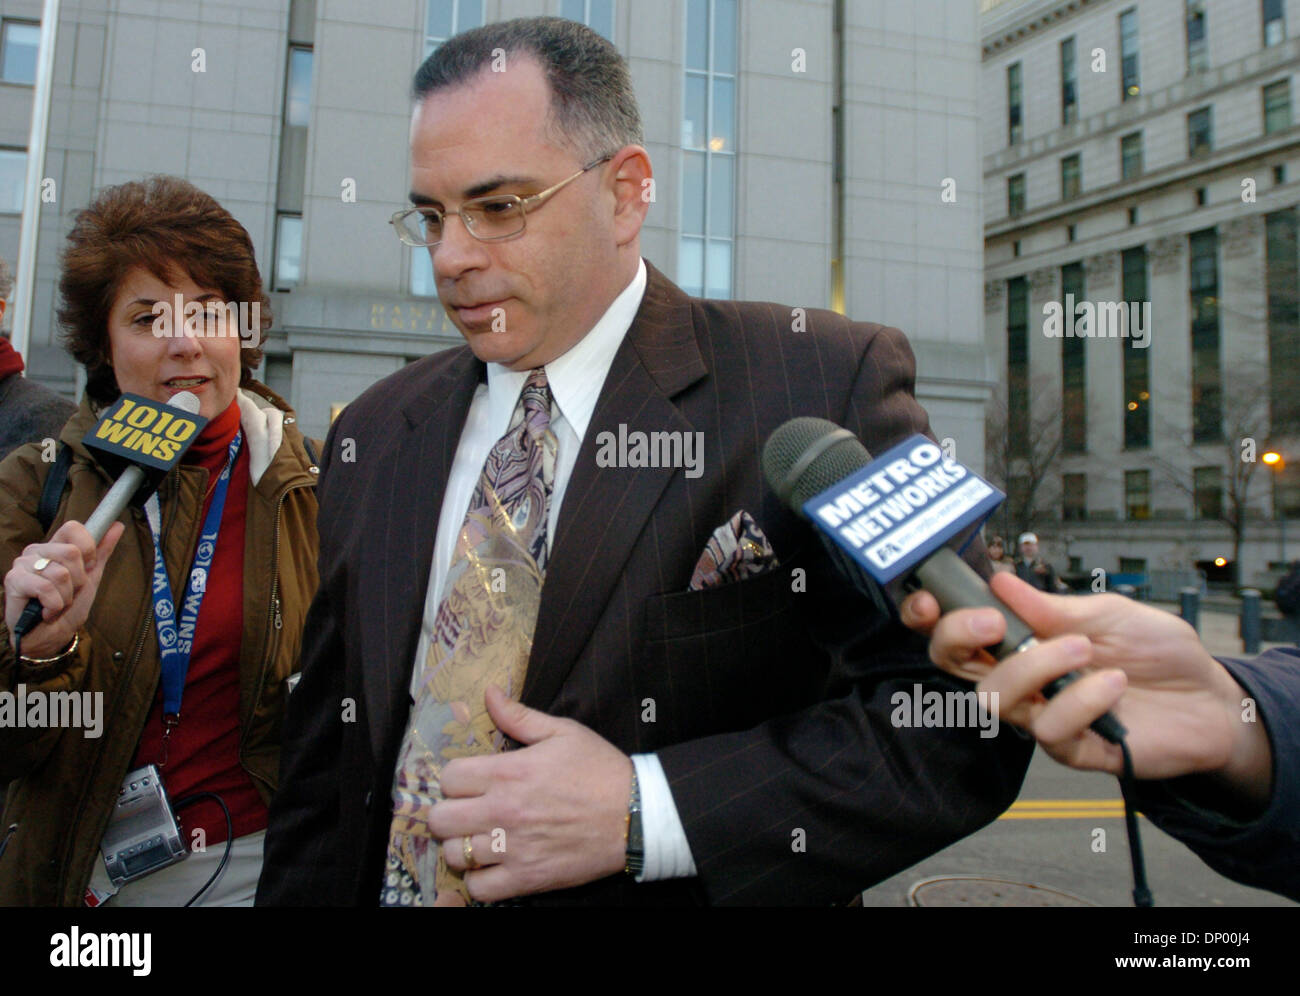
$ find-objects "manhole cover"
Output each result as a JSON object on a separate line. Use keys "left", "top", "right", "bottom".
{"left": 907, "top": 876, "right": 1096, "bottom": 907}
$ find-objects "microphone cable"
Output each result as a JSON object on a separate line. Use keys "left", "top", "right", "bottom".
{"left": 174, "top": 791, "right": 234, "bottom": 907}
{"left": 1117, "top": 739, "right": 1154, "bottom": 906}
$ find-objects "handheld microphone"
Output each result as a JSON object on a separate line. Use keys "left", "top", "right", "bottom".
{"left": 11, "top": 391, "right": 206, "bottom": 644}
{"left": 762, "top": 417, "right": 1125, "bottom": 744}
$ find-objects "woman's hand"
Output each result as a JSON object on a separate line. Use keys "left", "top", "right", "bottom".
{"left": 898, "top": 573, "right": 1271, "bottom": 801}
{"left": 4, "top": 520, "right": 125, "bottom": 660}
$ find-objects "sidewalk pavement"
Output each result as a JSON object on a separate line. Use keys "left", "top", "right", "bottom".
{"left": 1148, "top": 600, "right": 1294, "bottom": 659}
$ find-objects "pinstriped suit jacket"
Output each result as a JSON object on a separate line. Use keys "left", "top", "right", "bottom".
{"left": 257, "top": 261, "right": 1033, "bottom": 905}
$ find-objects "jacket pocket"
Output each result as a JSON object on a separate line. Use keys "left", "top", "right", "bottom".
{"left": 638, "top": 557, "right": 818, "bottom": 742}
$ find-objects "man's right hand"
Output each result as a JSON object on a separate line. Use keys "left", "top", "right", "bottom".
{"left": 898, "top": 573, "right": 1273, "bottom": 804}
{"left": 4, "top": 520, "right": 124, "bottom": 659}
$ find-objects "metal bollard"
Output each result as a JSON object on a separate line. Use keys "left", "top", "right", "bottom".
{"left": 1179, "top": 587, "right": 1200, "bottom": 632}
{"left": 1241, "top": 588, "right": 1262, "bottom": 656}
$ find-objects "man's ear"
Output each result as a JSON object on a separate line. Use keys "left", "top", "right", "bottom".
{"left": 608, "top": 145, "right": 653, "bottom": 246}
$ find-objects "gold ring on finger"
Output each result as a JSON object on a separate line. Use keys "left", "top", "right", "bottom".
{"left": 463, "top": 835, "right": 480, "bottom": 870}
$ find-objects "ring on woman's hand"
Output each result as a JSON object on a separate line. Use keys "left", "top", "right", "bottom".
{"left": 32, "top": 557, "right": 51, "bottom": 572}
{"left": 463, "top": 835, "right": 480, "bottom": 870}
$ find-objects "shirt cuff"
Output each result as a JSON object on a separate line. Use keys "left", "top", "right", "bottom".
{"left": 630, "top": 753, "right": 697, "bottom": 882}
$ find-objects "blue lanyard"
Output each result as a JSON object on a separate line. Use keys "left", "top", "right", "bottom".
{"left": 145, "top": 431, "right": 241, "bottom": 729}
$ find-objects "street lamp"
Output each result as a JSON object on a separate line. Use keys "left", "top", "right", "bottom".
{"left": 1264, "top": 451, "right": 1286, "bottom": 563}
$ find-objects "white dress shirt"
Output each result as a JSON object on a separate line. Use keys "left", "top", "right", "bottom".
{"left": 411, "top": 257, "right": 696, "bottom": 882}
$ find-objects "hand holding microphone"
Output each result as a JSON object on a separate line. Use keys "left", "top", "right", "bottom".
{"left": 6, "top": 391, "right": 205, "bottom": 661}
{"left": 4, "top": 521, "right": 125, "bottom": 660}
{"left": 900, "top": 573, "right": 1273, "bottom": 796}
{"left": 762, "top": 416, "right": 1125, "bottom": 743}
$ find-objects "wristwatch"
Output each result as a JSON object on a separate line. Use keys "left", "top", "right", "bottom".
{"left": 624, "top": 767, "right": 644, "bottom": 877}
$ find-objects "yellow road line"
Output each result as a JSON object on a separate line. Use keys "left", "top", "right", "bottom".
{"left": 1000, "top": 799, "right": 1135, "bottom": 820}
{"left": 1011, "top": 799, "right": 1125, "bottom": 807}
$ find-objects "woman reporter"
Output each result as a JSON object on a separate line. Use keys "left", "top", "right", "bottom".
{"left": 0, "top": 176, "right": 319, "bottom": 906}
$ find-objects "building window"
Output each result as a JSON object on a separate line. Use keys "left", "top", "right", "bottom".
{"left": 1008, "top": 62, "right": 1022, "bottom": 145}
{"left": 1275, "top": 164, "right": 1287, "bottom": 184}
{"left": 1013, "top": 240, "right": 1021, "bottom": 257}
{"left": 1067, "top": 224, "right": 1076, "bottom": 242}
{"left": 561, "top": 0, "right": 614, "bottom": 41}
{"left": 1128, "top": 205, "right": 1139, "bottom": 225}
{"left": 1060, "top": 37, "right": 1077, "bottom": 125}
{"left": 1195, "top": 186, "right": 1208, "bottom": 206}
{"left": 1007, "top": 276, "right": 1029, "bottom": 458}
{"left": 410, "top": 249, "right": 436, "bottom": 298}
{"left": 1188, "top": 107, "right": 1213, "bottom": 158}
{"left": 0, "top": 148, "right": 26, "bottom": 214}
{"left": 1121, "top": 131, "right": 1143, "bottom": 181}
{"left": 425, "top": 0, "right": 484, "bottom": 57}
{"left": 1061, "top": 153, "right": 1081, "bottom": 200}
{"left": 1122, "top": 246, "right": 1150, "bottom": 449}
{"left": 1190, "top": 228, "right": 1222, "bottom": 443}
{"left": 679, "top": 0, "right": 736, "bottom": 299}
{"left": 1063, "top": 473, "right": 1086, "bottom": 521}
{"left": 1264, "top": 80, "right": 1291, "bottom": 135}
{"left": 1007, "top": 173, "right": 1025, "bottom": 217}
{"left": 285, "top": 46, "right": 311, "bottom": 127}
{"left": 1119, "top": 556, "right": 1147, "bottom": 575}
{"left": 1275, "top": 461, "right": 1300, "bottom": 517}
{"left": 274, "top": 36, "right": 312, "bottom": 288}
{"left": 1061, "top": 262, "right": 1086, "bottom": 454}
{"left": 1194, "top": 466, "right": 1223, "bottom": 519}
{"left": 0, "top": 19, "right": 38, "bottom": 84}
{"left": 274, "top": 213, "right": 302, "bottom": 290}
{"left": 1185, "top": 1, "right": 1208, "bottom": 74}
{"left": 1125, "top": 469, "right": 1150, "bottom": 520}
{"left": 1266, "top": 208, "right": 1300, "bottom": 436}
{"left": 1120, "top": 8, "right": 1140, "bottom": 100}
{"left": 1264, "top": 0, "right": 1286, "bottom": 47}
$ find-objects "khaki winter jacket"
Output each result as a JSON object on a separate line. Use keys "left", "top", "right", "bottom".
{"left": 0, "top": 382, "right": 319, "bottom": 905}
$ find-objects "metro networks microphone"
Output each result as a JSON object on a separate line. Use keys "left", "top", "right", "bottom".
{"left": 11, "top": 391, "right": 207, "bottom": 644}
{"left": 762, "top": 416, "right": 1126, "bottom": 745}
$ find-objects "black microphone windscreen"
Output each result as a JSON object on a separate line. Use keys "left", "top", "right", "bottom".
{"left": 762, "top": 416, "right": 872, "bottom": 511}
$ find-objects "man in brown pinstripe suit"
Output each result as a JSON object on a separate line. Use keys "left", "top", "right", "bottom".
{"left": 258, "top": 17, "right": 1032, "bottom": 906}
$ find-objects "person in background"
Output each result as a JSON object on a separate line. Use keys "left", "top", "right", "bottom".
{"left": 985, "top": 535, "right": 1014, "bottom": 575}
{"left": 0, "top": 256, "right": 76, "bottom": 462}
{"left": 1015, "top": 531, "right": 1068, "bottom": 593}
{"left": 1, "top": 176, "right": 320, "bottom": 906}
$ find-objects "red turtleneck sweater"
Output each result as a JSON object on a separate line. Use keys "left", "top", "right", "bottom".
{"left": 131, "top": 398, "right": 268, "bottom": 847}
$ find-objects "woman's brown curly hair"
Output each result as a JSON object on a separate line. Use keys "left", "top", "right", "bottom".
{"left": 58, "top": 175, "right": 272, "bottom": 406}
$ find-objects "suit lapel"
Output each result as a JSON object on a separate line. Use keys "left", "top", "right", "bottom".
{"left": 364, "top": 347, "right": 483, "bottom": 765}
{"left": 523, "top": 262, "right": 707, "bottom": 710}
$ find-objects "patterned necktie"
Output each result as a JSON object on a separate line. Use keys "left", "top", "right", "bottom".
{"left": 381, "top": 368, "right": 557, "bottom": 906}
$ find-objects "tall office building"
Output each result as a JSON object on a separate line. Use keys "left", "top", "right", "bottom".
{"left": 983, "top": 0, "right": 1300, "bottom": 586}
{"left": 2, "top": 0, "right": 989, "bottom": 460}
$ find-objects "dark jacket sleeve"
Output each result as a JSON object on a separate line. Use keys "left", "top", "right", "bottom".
{"left": 656, "top": 324, "right": 1034, "bottom": 904}
{"left": 256, "top": 420, "right": 348, "bottom": 905}
{"left": 1126, "top": 647, "right": 1300, "bottom": 902}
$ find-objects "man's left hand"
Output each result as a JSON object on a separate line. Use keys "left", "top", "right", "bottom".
{"left": 429, "top": 685, "right": 633, "bottom": 902}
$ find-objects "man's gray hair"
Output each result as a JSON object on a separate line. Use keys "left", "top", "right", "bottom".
{"left": 412, "top": 16, "right": 643, "bottom": 161}
{"left": 0, "top": 256, "right": 12, "bottom": 302}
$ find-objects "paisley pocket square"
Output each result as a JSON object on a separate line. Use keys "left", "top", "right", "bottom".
{"left": 688, "top": 510, "right": 780, "bottom": 591}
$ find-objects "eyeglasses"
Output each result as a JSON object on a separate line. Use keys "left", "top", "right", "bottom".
{"left": 390, "top": 155, "right": 613, "bottom": 247}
